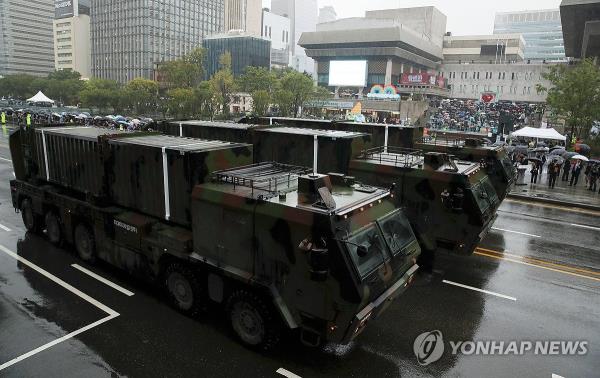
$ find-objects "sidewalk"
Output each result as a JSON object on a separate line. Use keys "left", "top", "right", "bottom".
{"left": 508, "top": 166, "right": 600, "bottom": 211}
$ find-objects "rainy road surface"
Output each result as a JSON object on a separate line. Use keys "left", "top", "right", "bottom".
{"left": 0, "top": 130, "right": 599, "bottom": 378}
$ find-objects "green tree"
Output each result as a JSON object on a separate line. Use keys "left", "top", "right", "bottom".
{"left": 125, "top": 78, "right": 159, "bottom": 115}
{"left": 167, "top": 88, "right": 195, "bottom": 119}
{"left": 79, "top": 79, "right": 121, "bottom": 113}
{"left": 280, "top": 71, "right": 315, "bottom": 117}
{"left": 273, "top": 89, "right": 295, "bottom": 117}
{"left": 44, "top": 70, "right": 85, "bottom": 106}
{"left": 159, "top": 47, "right": 206, "bottom": 89}
{"left": 238, "top": 66, "right": 277, "bottom": 94}
{"left": 537, "top": 59, "right": 600, "bottom": 140}
{"left": 251, "top": 90, "right": 270, "bottom": 116}
{"left": 209, "top": 52, "right": 236, "bottom": 117}
{"left": 194, "top": 81, "right": 218, "bottom": 119}
{"left": 0, "top": 74, "right": 38, "bottom": 98}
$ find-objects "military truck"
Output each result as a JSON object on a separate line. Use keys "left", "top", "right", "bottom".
{"left": 9, "top": 126, "right": 421, "bottom": 348}
{"left": 416, "top": 133, "right": 516, "bottom": 200}
{"left": 242, "top": 116, "right": 423, "bottom": 149}
{"left": 161, "top": 120, "right": 500, "bottom": 257}
{"left": 349, "top": 147, "right": 499, "bottom": 257}
{"left": 242, "top": 118, "right": 514, "bottom": 202}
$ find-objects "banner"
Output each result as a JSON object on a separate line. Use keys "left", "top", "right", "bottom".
{"left": 55, "top": 0, "right": 74, "bottom": 18}
{"left": 399, "top": 73, "right": 446, "bottom": 88}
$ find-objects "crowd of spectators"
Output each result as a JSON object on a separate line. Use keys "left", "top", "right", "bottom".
{"left": 427, "top": 99, "right": 545, "bottom": 133}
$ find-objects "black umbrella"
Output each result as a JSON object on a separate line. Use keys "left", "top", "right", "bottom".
{"left": 549, "top": 148, "right": 565, "bottom": 155}
{"left": 561, "top": 151, "right": 578, "bottom": 159}
{"left": 528, "top": 157, "right": 543, "bottom": 164}
{"left": 549, "top": 146, "right": 564, "bottom": 151}
{"left": 575, "top": 144, "right": 591, "bottom": 156}
{"left": 551, "top": 156, "right": 565, "bottom": 165}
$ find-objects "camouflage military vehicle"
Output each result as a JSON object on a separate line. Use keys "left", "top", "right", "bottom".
{"left": 349, "top": 147, "right": 499, "bottom": 257}
{"left": 9, "top": 126, "right": 420, "bottom": 349}
{"left": 243, "top": 116, "right": 423, "bottom": 149}
{"left": 162, "top": 120, "right": 500, "bottom": 257}
{"left": 416, "top": 133, "right": 516, "bottom": 200}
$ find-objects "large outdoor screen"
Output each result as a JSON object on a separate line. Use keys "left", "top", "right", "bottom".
{"left": 328, "top": 60, "right": 368, "bottom": 87}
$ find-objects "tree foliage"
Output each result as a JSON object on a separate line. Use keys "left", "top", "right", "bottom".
{"left": 209, "top": 52, "right": 236, "bottom": 117}
{"left": 238, "top": 66, "right": 277, "bottom": 94}
{"left": 251, "top": 90, "right": 271, "bottom": 116}
{"left": 280, "top": 71, "right": 316, "bottom": 117}
{"left": 125, "top": 78, "right": 158, "bottom": 114}
{"left": 537, "top": 59, "right": 600, "bottom": 139}
{"left": 159, "top": 48, "right": 206, "bottom": 89}
{"left": 79, "top": 79, "right": 121, "bottom": 113}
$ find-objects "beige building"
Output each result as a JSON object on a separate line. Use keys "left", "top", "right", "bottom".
{"left": 443, "top": 34, "right": 526, "bottom": 64}
{"left": 225, "top": 0, "right": 262, "bottom": 36}
{"left": 53, "top": 15, "right": 91, "bottom": 78}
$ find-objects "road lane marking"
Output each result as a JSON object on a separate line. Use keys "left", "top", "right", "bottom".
{"left": 276, "top": 368, "right": 302, "bottom": 378}
{"left": 442, "top": 280, "right": 517, "bottom": 301}
{"left": 570, "top": 223, "right": 600, "bottom": 231}
{"left": 475, "top": 250, "right": 600, "bottom": 284}
{"left": 72, "top": 264, "right": 134, "bottom": 296}
{"left": 491, "top": 227, "right": 541, "bottom": 238}
{"left": 552, "top": 374, "right": 565, "bottom": 378}
{"left": 504, "top": 198, "right": 600, "bottom": 216}
{"left": 0, "top": 244, "right": 119, "bottom": 371}
{"left": 0, "top": 223, "right": 12, "bottom": 232}
{"left": 0, "top": 313, "right": 118, "bottom": 371}
{"left": 0, "top": 156, "right": 11, "bottom": 163}
{"left": 477, "top": 247, "right": 600, "bottom": 277}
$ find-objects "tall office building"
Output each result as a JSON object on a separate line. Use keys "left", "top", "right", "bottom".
{"left": 224, "top": 0, "right": 262, "bottom": 35}
{"left": 494, "top": 9, "right": 566, "bottom": 62}
{"left": 262, "top": 10, "right": 291, "bottom": 68}
{"left": 54, "top": 0, "right": 91, "bottom": 78}
{"left": 271, "top": 0, "right": 318, "bottom": 74}
{"left": 91, "top": 0, "right": 225, "bottom": 83}
{"left": 0, "top": 0, "right": 55, "bottom": 77}
{"left": 318, "top": 6, "right": 337, "bottom": 24}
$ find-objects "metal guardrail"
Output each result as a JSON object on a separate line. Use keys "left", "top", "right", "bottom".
{"left": 214, "top": 163, "right": 312, "bottom": 196}
{"left": 356, "top": 146, "right": 425, "bottom": 168}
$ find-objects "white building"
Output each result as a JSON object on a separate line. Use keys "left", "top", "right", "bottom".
{"left": 318, "top": 6, "right": 337, "bottom": 24}
{"left": 262, "top": 10, "right": 291, "bottom": 68}
{"left": 271, "top": 0, "right": 318, "bottom": 74}
{"left": 440, "top": 62, "right": 555, "bottom": 102}
{"left": 225, "top": 0, "right": 262, "bottom": 36}
{"left": 54, "top": 0, "right": 91, "bottom": 78}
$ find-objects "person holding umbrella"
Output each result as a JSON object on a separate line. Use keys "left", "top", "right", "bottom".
{"left": 531, "top": 160, "right": 540, "bottom": 184}
{"left": 569, "top": 160, "right": 583, "bottom": 187}
{"left": 562, "top": 160, "right": 571, "bottom": 182}
{"left": 589, "top": 164, "right": 599, "bottom": 192}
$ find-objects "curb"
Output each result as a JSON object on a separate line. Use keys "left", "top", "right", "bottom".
{"left": 507, "top": 193, "right": 600, "bottom": 212}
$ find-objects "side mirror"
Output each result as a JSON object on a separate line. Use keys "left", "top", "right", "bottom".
{"left": 357, "top": 245, "right": 369, "bottom": 258}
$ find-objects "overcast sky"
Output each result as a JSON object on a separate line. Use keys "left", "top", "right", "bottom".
{"left": 262, "top": 0, "right": 563, "bottom": 35}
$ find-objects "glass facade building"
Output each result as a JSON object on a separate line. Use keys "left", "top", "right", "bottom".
{"left": 0, "top": 0, "right": 55, "bottom": 77}
{"left": 91, "top": 0, "right": 225, "bottom": 83}
{"left": 494, "top": 9, "right": 566, "bottom": 62}
{"left": 203, "top": 34, "right": 270, "bottom": 79}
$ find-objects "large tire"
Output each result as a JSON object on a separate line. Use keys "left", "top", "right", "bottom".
{"left": 45, "top": 211, "right": 62, "bottom": 245}
{"left": 74, "top": 224, "right": 96, "bottom": 263}
{"left": 164, "top": 263, "right": 205, "bottom": 317}
{"left": 21, "top": 198, "right": 42, "bottom": 233}
{"left": 227, "top": 290, "right": 281, "bottom": 350}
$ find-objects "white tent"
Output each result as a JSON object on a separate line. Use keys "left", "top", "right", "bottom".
{"left": 510, "top": 127, "right": 566, "bottom": 141}
{"left": 26, "top": 91, "right": 55, "bottom": 104}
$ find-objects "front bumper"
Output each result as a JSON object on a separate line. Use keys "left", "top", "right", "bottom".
{"left": 342, "top": 264, "right": 419, "bottom": 343}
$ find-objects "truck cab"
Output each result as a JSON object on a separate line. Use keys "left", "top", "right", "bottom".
{"left": 192, "top": 163, "right": 421, "bottom": 346}
{"left": 349, "top": 148, "right": 499, "bottom": 256}
{"left": 416, "top": 135, "right": 516, "bottom": 200}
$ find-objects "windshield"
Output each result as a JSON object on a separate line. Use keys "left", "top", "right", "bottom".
{"left": 501, "top": 156, "right": 516, "bottom": 181}
{"left": 481, "top": 176, "right": 499, "bottom": 207}
{"left": 472, "top": 183, "right": 490, "bottom": 214}
{"left": 346, "top": 224, "right": 387, "bottom": 278}
{"left": 378, "top": 211, "right": 415, "bottom": 256}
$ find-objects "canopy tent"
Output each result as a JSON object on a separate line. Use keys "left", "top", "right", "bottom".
{"left": 26, "top": 91, "right": 55, "bottom": 104}
{"left": 510, "top": 127, "right": 566, "bottom": 141}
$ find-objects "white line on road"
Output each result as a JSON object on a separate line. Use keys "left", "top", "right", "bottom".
{"left": 0, "top": 156, "right": 12, "bottom": 163}
{"left": 570, "top": 223, "right": 600, "bottom": 231}
{"left": 0, "top": 313, "right": 118, "bottom": 371}
{"left": 0, "top": 223, "right": 12, "bottom": 232}
{"left": 276, "top": 368, "right": 302, "bottom": 378}
{"left": 492, "top": 227, "right": 541, "bottom": 238}
{"left": 552, "top": 374, "right": 565, "bottom": 378}
{"left": 72, "top": 264, "right": 134, "bottom": 296}
{"left": 0, "top": 244, "right": 119, "bottom": 371}
{"left": 443, "top": 280, "right": 517, "bottom": 301}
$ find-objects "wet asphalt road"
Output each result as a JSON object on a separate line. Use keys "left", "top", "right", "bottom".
{"left": 0, "top": 128, "right": 599, "bottom": 378}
